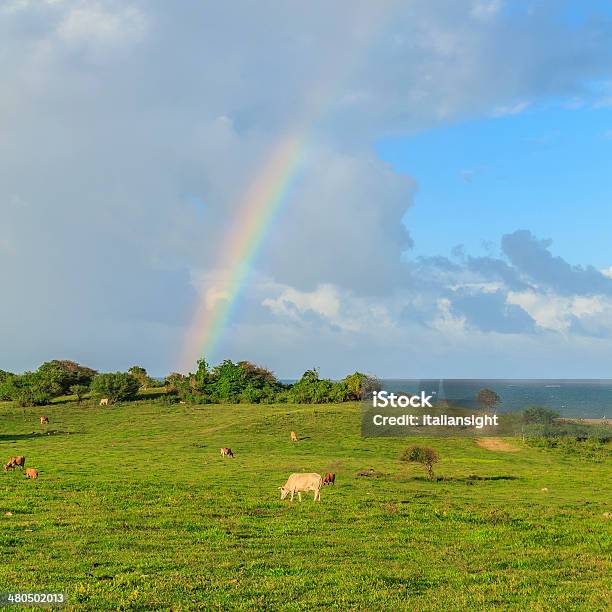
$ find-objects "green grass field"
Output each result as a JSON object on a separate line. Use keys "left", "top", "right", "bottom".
{"left": 1, "top": 397, "right": 610, "bottom": 610}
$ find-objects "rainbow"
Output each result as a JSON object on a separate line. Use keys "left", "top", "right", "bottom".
{"left": 179, "top": 129, "right": 307, "bottom": 371}
{"left": 178, "top": 6, "right": 397, "bottom": 372}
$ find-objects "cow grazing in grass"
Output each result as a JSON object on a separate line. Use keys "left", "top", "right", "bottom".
{"left": 290, "top": 431, "right": 298, "bottom": 442}
{"left": 99, "top": 398, "right": 109, "bottom": 406}
{"left": 4, "top": 456, "right": 25, "bottom": 472}
{"left": 280, "top": 473, "right": 322, "bottom": 502}
{"left": 40, "top": 416, "right": 49, "bottom": 425}
{"left": 220, "top": 447, "right": 234, "bottom": 458}
{"left": 322, "top": 472, "right": 335, "bottom": 486}
{"left": 25, "top": 468, "right": 38, "bottom": 479}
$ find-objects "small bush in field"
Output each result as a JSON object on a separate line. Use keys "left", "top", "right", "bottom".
{"left": 400, "top": 446, "right": 439, "bottom": 480}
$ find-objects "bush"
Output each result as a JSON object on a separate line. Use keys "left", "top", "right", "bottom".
{"left": 0, "top": 371, "right": 16, "bottom": 401}
{"left": 400, "top": 445, "right": 440, "bottom": 480}
{"left": 476, "top": 388, "right": 501, "bottom": 411}
{"left": 523, "top": 406, "right": 560, "bottom": 425}
{"left": 287, "top": 369, "right": 352, "bottom": 404}
{"left": 164, "top": 372, "right": 185, "bottom": 393}
{"left": 36, "top": 360, "right": 97, "bottom": 396}
{"left": 343, "top": 372, "right": 381, "bottom": 399}
{"left": 2, "top": 371, "right": 53, "bottom": 406}
{"left": 70, "top": 384, "right": 89, "bottom": 402}
{"left": 177, "top": 359, "right": 287, "bottom": 404}
{"left": 15, "top": 385, "right": 52, "bottom": 407}
{"left": 90, "top": 372, "right": 140, "bottom": 403}
{"left": 175, "top": 358, "right": 379, "bottom": 405}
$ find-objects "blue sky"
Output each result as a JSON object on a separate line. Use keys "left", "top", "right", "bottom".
{"left": 3, "top": 1, "right": 612, "bottom": 378}
{"left": 377, "top": 102, "right": 612, "bottom": 267}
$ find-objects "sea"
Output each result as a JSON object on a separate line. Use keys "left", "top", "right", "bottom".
{"left": 375, "top": 379, "right": 612, "bottom": 419}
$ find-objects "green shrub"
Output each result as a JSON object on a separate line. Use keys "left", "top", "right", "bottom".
{"left": 175, "top": 358, "right": 376, "bottom": 405}
{"left": 70, "top": 384, "right": 89, "bottom": 401}
{"left": 476, "top": 388, "right": 501, "bottom": 411}
{"left": 15, "top": 385, "right": 52, "bottom": 407}
{"left": 523, "top": 406, "right": 560, "bottom": 424}
{"left": 36, "top": 360, "right": 97, "bottom": 396}
{"left": 0, "top": 371, "right": 17, "bottom": 401}
{"left": 90, "top": 372, "right": 140, "bottom": 403}
{"left": 2, "top": 371, "right": 53, "bottom": 406}
{"left": 400, "top": 446, "right": 440, "bottom": 480}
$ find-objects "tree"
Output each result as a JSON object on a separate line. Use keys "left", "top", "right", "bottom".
{"left": 476, "top": 388, "right": 501, "bottom": 411}
{"left": 36, "top": 360, "right": 97, "bottom": 396}
{"left": 128, "top": 366, "right": 149, "bottom": 388}
{"left": 15, "top": 385, "right": 52, "bottom": 407}
{"left": 164, "top": 372, "right": 185, "bottom": 393}
{"left": 400, "top": 446, "right": 440, "bottom": 480}
{"left": 343, "top": 372, "right": 381, "bottom": 399}
{"left": 0, "top": 370, "right": 16, "bottom": 401}
{"left": 70, "top": 384, "right": 88, "bottom": 402}
{"left": 2, "top": 371, "right": 53, "bottom": 407}
{"left": 90, "top": 372, "right": 140, "bottom": 403}
{"left": 237, "top": 361, "right": 276, "bottom": 385}
{"left": 523, "top": 406, "right": 560, "bottom": 425}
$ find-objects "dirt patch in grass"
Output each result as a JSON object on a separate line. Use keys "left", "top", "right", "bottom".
{"left": 475, "top": 438, "right": 520, "bottom": 452}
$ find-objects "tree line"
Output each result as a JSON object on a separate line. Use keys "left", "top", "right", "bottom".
{"left": 0, "top": 359, "right": 377, "bottom": 406}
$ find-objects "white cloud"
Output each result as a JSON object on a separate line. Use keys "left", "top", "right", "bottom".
{"left": 505, "top": 291, "right": 607, "bottom": 333}
{"left": 263, "top": 285, "right": 341, "bottom": 321}
{"left": 57, "top": 3, "right": 147, "bottom": 49}
{"left": 432, "top": 298, "right": 467, "bottom": 334}
{"left": 490, "top": 101, "right": 531, "bottom": 117}
{"left": 470, "top": 0, "right": 504, "bottom": 22}
{"left": 3, "top": 1, "right": 612, "bottom": 375}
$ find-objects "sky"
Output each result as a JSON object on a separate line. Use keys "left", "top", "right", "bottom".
{"left": 2, "top": 0, "right": 612, "bottom": 378}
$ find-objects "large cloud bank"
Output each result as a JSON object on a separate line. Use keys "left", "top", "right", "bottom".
{"left": 2, "top": 1, "right": 612, "bottom": 376}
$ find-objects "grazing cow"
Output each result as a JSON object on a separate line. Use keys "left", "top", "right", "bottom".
{"left": 280, "top": 473, "right": 322, "bottom": 502}
{"left": 290, "top": 431, "right": 298, "bottom": 442}
{"left": 322, "top": 472, "right": 336, "bottom": 486}
{"left": 220, "top": 447, "right": 234, "bottom": 458}
{"left": 40, "top": 416, "right": 49, "bottom": 425}
{"left": 25, "top": 468, "right": 38, "bottom": 479}
{"left": 4, "top": 456, "right": 25, "bottom": 472}
{"left": 99, "top": 398, "right": 109, "bottom": 406}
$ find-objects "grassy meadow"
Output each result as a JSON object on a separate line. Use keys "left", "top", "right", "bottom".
{"left": 0, "top": 395, "right": 611, "bottom": 610}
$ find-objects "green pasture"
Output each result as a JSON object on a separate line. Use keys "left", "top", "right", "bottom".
{"left": 0, "top": 397, "right": 610, "bottom": 610}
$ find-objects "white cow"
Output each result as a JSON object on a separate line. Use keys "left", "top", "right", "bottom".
{"left": 99, "top": 398, "right": 109, "bottom": 406}
{"left": 280, "top": 473, "right": 322, "bottom": 502}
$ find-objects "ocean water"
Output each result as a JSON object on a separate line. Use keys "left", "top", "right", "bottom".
{"left": 376, "top": 380, "right": 612, "bottom": 419}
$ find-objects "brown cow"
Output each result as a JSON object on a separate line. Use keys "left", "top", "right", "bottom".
{"left": 4, "top": 456, "right": 25, "bottom": 472}
{"left": 25, "top": 468, "right": 38, "bottom": 479}
{"left": 290, "top": 431, "right": 298, "bottom": 442}
{"left": 322, "top": 472, "right": 336, "bottom": 486}
{"left": 220, "top": 447, "right": 234, "bottom": 458}
{"left": 40, "top": 416, "right": 49, "bottom": 425}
